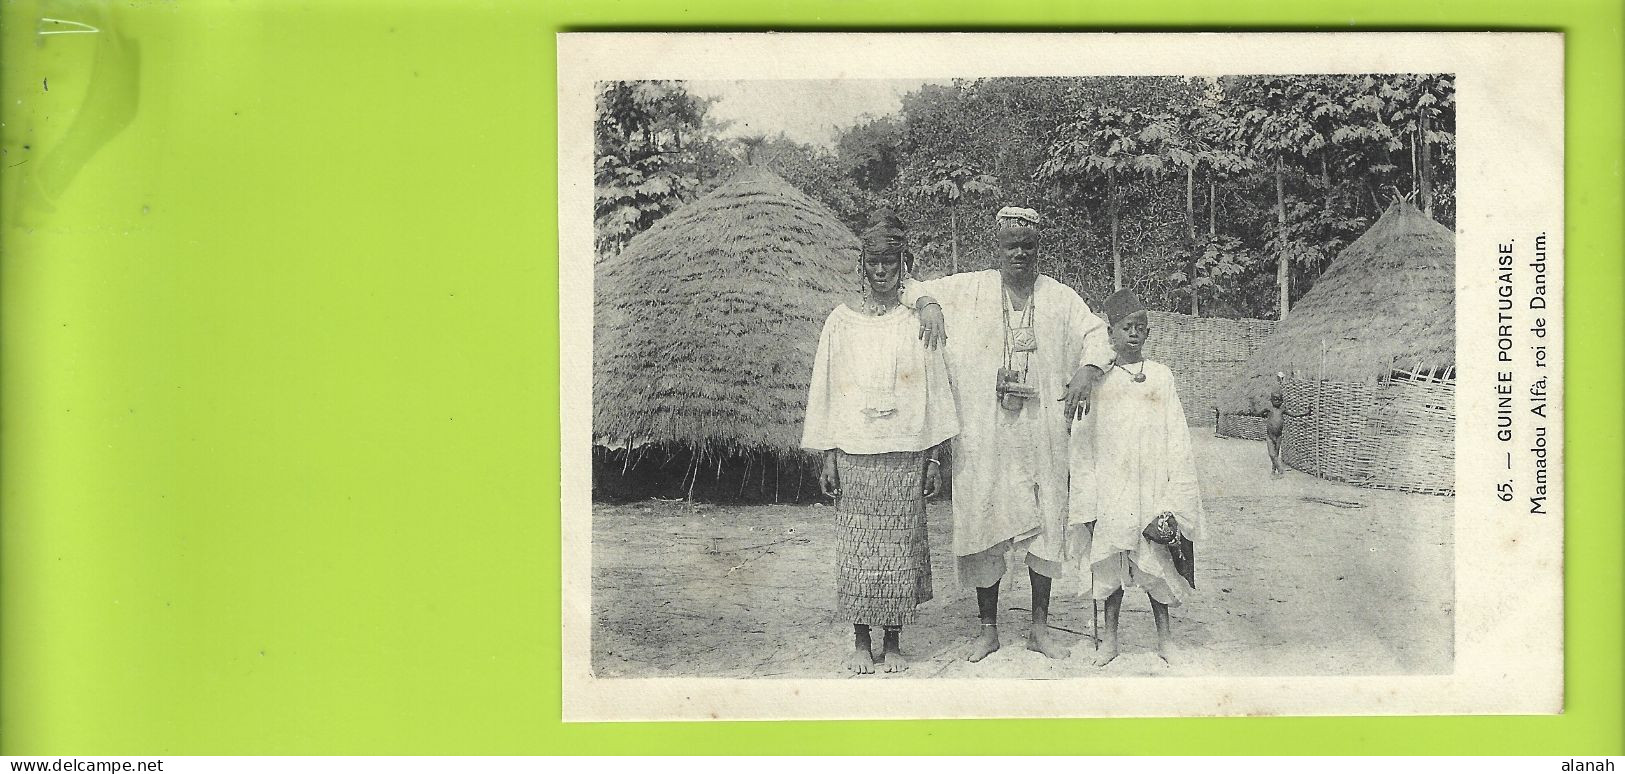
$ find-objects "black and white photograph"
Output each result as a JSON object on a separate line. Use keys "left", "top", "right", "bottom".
{"left": 558, "top": 33, "right": 1563, "bottom": 720}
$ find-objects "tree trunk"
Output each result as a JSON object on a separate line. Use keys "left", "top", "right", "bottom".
{"left": 1275, "top": 155, "right": 1290, "bottom": 320}
{"left": 1321, "top": 154, "right": 1335, "bottom": 274}
{"left": 949, "top": 207, "right": 959, "bottom": 274}
{"left": 1209, "top": 177, "right": 1217, "bottom": 238}
{"left": 1186, "top": 165, "right": 1198, "bottom": 316}
{"left": 1419, "top": 110, "right": 1433, "bottom": 217}
{"left": 1208, "top": 175, "right": 1218, "bottom": 305}
{"left": 1407, "top": 129, "right": 1416, "bottom": 199}
{"left": 1109, "top": 168, "right": 1121, "bottom": 291}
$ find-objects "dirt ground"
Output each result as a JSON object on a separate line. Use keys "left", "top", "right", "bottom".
{"left": 590, "top": 433, "right": 1454, "bottom": 679}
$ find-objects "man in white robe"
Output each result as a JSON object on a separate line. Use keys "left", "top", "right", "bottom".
{"left": 903, "top": 207, "right": 1114, "bottom": 661}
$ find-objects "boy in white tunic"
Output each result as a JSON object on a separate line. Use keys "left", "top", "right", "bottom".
{"left": 1068, "top": 289, "right": 1206, "bottom": 667}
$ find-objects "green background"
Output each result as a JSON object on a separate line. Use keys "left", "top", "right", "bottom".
{"left": 1, "top": 0, "right": 1618, "bottom": 755}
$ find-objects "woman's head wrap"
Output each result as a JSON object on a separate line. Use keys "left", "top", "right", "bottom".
{"left": 858, "top": 209, "right": 912, "bottom": 278}
{"left": 861, "top": 209, "right": 907, "bottom": 258}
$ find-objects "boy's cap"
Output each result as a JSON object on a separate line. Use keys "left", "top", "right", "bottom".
{"left": 1102, "top": 288, "right": 1147, "bottom": 325}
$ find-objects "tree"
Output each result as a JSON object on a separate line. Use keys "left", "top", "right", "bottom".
{"left": 836, "top": 117, "right": 903, "bottom": 193}
{"left": 820, "top": 73, "right": 1455, "bottom": 320}
{"left": 1379, "top": 74, "right": 1456, "bottom": 218}
{"left": 593, "top": 81, "right": 719, "bottom": 256}
{"left": 1176, "top": 82, "right": 1256, "bottom": 315}
{"left": 903, "top": 157, "right": 1000, "bottom": 273}
{"left": 888, "top": 79, "right": 1082, "bottom": 279}
{"left": 1323, "top": 74, "right": 1454, "bottom": 224}
{"left": 1039, "top": 104, "right": 1166, "bottom": 291}
{"left": 724, "top": 134, "right": 879, "bottom": 232}
{"left": 1135, "top": 109, "right": 1212, "bottom": 313}
{"left": 1225, "top": 76, "right": 1331, "bottom": 318}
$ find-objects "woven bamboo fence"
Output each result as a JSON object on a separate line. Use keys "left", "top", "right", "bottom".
{"left": 1142, "top": 311, "right": 1277, "bottom": 427}
{"left": 1275, "top": 367, "right": 1456, "bottom": 496}
{"left": 1216, "top": 413, "right": 1268, "bottom": 441}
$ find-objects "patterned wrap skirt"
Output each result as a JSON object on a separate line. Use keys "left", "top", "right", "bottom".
{"left": 835, "top": 450, "right": 933, "bottom": 626}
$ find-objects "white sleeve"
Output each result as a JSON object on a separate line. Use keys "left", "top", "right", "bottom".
{"left": 1160, "top": 374, "right": 1207, "bottom": 541}
{"left": 799, "top": 313, "right": 839, "bottom": 450}
{"left": 1068, "top": 293, "right": 1116, "bottom": 373}
{"left": 899, "top": 274, "right": 972, "bottom": 309}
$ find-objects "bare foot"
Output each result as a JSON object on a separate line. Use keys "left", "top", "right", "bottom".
{"left": 882, "top": 650, "right": 909, "bottom": 673}
{"left": 847, "top": 646, "right": 876, "bottom": 674}
{"left": 1026, "top": 625, "right": 1071, "bottom": 659}
{"left": 966, "top": 626, "right": 1000, "bottom": 662}
{"left": 1156, "top": 639, "right": 1181, "bottom": 667}
{"left": 1093, "top": 638, "right": 1120, "bottom": 668}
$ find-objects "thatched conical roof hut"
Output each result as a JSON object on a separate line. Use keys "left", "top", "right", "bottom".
{"left": 593, "top": 166, "right": 858, "bottom": 458}
{"left": 1219, "top": 201, "right": 1456, "bottom": 495}
{"left": 1222, "top": 201, "right": 1455, "bottom": 414}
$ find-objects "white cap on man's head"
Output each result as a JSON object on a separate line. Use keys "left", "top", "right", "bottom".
{"left": 995, "top": 206, "right": 1041, "bottom": 229}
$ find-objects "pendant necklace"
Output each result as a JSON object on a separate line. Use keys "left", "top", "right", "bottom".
{"left": 1002, "top": 286, "right": 1035, "bottom": 376}
{"left": 861, "top": 293, "right": 897, "bottom": 316}
{"left": 1114, "top": 359, "right": 1147, "bottom": 383}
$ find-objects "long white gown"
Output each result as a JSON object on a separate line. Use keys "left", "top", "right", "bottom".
{"left": 901, "top": 272, "right": 1114, "bottom": 561}
{"left": 1068, "top": 359, "right": 1206, "bottom": 603}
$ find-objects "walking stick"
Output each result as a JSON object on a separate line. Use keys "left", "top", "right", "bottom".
{"left": 1092, "top": 600, "right": 1099, "bottom": 650}
{"left": 1090, "top": 562, "right": 1099, "bottom": 649}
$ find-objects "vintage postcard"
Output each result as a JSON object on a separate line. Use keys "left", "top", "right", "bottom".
{"left": 557, "top": 32, "right": 1563, "bottom": 721}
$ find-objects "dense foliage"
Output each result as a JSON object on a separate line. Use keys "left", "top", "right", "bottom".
{"left": 594, "top": 75, "right": 1455, "bottom": 319}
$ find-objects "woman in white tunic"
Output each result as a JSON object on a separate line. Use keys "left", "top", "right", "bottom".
{"left": 802, "top": 212, "right": 959, "bottom": 674}
{"left": 1068, "top": 289, "right": 1206, "bottom": 667}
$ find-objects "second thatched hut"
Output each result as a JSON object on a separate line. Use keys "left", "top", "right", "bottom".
{"left": 1219, "top": 201, "right": 1456, "bottom": 495}
{"left": 593, "top": 166, "right": 858, "bottom": 500}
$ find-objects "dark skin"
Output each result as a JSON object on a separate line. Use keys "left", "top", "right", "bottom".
{"left": 967, "top": 567, "right": 1065, "bottom": 663}
{"left": 1263, "top": 394, "right": 1312, "bottom": 477}
{"left": 821, "top": 443, "right": 944, "bottom": 673}
{"left": 819, "top": 245, "right": 944, "bottom": 673}
{"left": 1109, "top": 310, "right": 1149, "bottom": 366}
{"left": 859, "top": 250, "right": 903, "bottom": 312}
{"left": 913, "top": 230, "right": 1104, "bottom": 418}
{"left": 911, "top": 229, "right": 1087, "bottom": 662}
{"left": 1093, "top": 310, "right": 1177, "bottom": 667}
